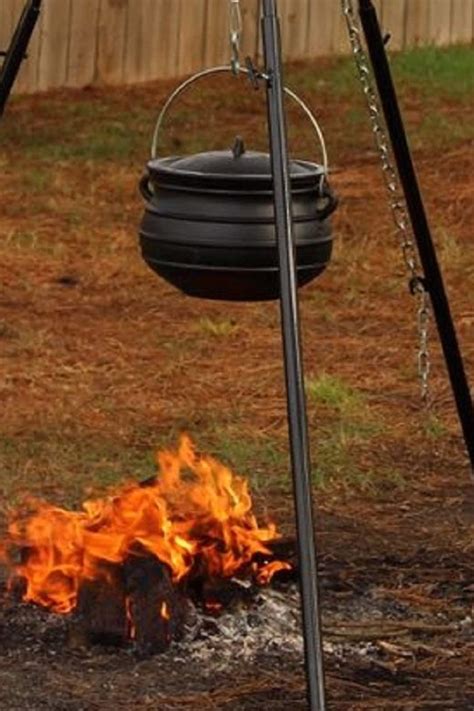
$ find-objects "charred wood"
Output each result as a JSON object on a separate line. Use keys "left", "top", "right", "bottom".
{"left": 70, "top": 564, "right": 127, "bottom": 648}
{"left": 124, "top": 554, "right": 187, "bottom": 658}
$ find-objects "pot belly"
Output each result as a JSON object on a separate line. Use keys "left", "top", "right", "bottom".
{"left": 138, "top": 206, "right": 333, "bottom": 302}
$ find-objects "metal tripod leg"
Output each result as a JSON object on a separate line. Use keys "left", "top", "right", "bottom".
{"left": 261, "top": 1, "right": 326, "bottom": 709}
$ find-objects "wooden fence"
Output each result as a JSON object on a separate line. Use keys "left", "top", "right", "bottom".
{"left": 1, "top": 0, "right": 473, "bottom": 94}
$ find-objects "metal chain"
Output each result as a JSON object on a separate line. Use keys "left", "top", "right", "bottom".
{"left": 341, "top": 0, "right": 431, "bottom": 404}
{"left": 229, "top": 0, "right": 243, "bottom": 75}
{"left": 417, "top": 290, "right": 431, "bottom": 401}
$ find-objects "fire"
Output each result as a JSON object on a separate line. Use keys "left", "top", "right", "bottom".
{"left": 254, "top": 559, "right": 291, "bottom": 585}
{"left": 1, "top": 436, "right": 289, "bottom": 615}
{"left": 204, "top": 600, "right": 224, "bottom": 615}
{"left": 126, "top": 597, "right": 136, "bottom": 640}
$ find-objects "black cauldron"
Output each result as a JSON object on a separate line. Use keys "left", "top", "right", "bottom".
{"left": 139, "top": 137, "right": 337, "bottom": 302}
{"left": 138, "top": 67, "right": 337, "bottom": 302}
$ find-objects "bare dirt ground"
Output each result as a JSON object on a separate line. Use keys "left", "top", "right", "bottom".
{"left": 0, "top": 52, "right": 473, "bottom": 709}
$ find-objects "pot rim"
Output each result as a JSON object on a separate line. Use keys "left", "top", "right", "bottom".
{"left": 146, "top": 155, "right": 325, "bottom": 189}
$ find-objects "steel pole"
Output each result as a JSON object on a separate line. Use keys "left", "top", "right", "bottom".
{"left": 261, "top": 1, "right": 326, "bottom": 709}
{"left": 358, "top": 0, "right": 474, "bottom": 471}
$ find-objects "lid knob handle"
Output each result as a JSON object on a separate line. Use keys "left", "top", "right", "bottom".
{"left": 232, "top": 135, "right": 245, "bottom": 159}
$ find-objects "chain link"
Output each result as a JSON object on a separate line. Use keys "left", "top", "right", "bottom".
{"left": 417, "top": 289, "right": 431, "bottom": 401}
{"left": 341, "top": 0, "right": 432, "bottom": 405}
{"left": 229, "top": 0, "right": 243, "bottom": 75}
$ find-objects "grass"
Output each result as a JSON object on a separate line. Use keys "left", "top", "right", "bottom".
{"left": 22, "top": 166, "right": 51, "bottom": 192}
{"left": 196, "top": 317, "right": 239, "bottom": 338}
{"left": 1, "top": 46, "right": 471, "bottom": 168}
{"left": 0, "top": 433, "right": 157, "bottom": 509}
{"left": 2, "top": 228, "right": 65, "bottom": 256}
{"left": 305, "top": 374, "right": 397, "bottom": 489}
{"left": 0, "top": 427, "right": 290, "bottom": 515}
{"left": 288, "top": 44, "right": 474, "bottom": 153}
{"left": 311, "top": 430, "right": 405, "bottom": 493}
{"left": 435, "top": 228, "right": 464, "bottom": 270}
{"left": 201, "top": 428, "right": 288, "bottom": 493}
{"left": 414, "top": 112, "right": 474, "bottom": 150}
{"left": 306, "top": 373, "right": 364, "bottom": 413}
{"left": 307, "top": 44, "right": 474, "bottom": 101}
{"left": 423, "top": 414, "right": 449, "bottom": 440}
{"left": 390, "top": 45, "right": 474, "bottom": 99}
{"left": 0, "top": 100, "right": 218, "bottom": 163}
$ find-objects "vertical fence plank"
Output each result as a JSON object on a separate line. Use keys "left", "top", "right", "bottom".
{"left": 240, "top": 0, "right": 260, "bottom": 61}
{"left": 37, "top": 0, "right": 72, "bottom": 90}
{"left": 279, "top": 0, "right": 310, "bottom": 60}
{"left": 371, "top": 0, "right": 385, "bottom": 49}
{"left": 0, "top": 0, "right": 15, "bottom": 53}
{"left": 96, "top": 0, "right": 129, "bottom": 85}
{"left": 450, "top": 0, "right": 473, "bottom": 43}
{"left": 405, "top": 0, "right": 430, "bottom": 46}
{"left": 428, "top": 0, "right": 453, "bottom": 45}
{"left": 176, "top": 0, "right": 207, "bottom": 75}
{"left": 124, "top": 0, "right": 155, "bottom": 84}
{"left": 371, "top": 0, "right": 384, "bottom": 20}
{"left": 382, "top": 0, "right": 407, "bottom": 50}
{"left": 332, "top": 2, "right": 350, "bottom": 55}
{"left": 67, "top": 0, "right": 101, "bottom": 87}
{"left": 204, "top": 0, "right": 229, "bottom": 66}
{"left": 307, "top": 0, "right": 338, "bottom": 57}
{"left": 141, "top": 0, "right": 180, "bottom": 80}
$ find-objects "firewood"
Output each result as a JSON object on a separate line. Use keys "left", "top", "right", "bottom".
{"left": 71, "top": 563, "right": 127, "bottom": 648}
{"left": 123, "top": 554, "right": 187, "bottom": 658}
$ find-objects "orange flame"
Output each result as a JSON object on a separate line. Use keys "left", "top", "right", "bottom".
{"left": 1, "top": 436, "right": 289, "bottom": 614}
{"left": 255, "top": 560, "right": 292, "bottom": 585}
{"left": 126, "top": 597, "right": 136, "bottom": 640}
{"left": 204, "top": 600, "right": 223, "bottom": 615}
{"left": 160, "top": 601, "right": 170, "bottom": 621}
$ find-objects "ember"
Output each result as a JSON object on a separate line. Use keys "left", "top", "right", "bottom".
{"left": 0, "top": 436, "right": 291, "bottom": 653}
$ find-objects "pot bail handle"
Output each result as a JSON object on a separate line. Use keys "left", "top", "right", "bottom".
{"left": 315, "top": 179, "right": 338, "bottom": 220}
{"left": 139, "top": 173, "right": 154, "bottom": 201}
{"left": 150, "top": 65, "right": 330, "bottom": 183}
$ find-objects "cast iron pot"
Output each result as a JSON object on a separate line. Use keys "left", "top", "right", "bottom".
{"left": 138, "top": 67, "right": 338, "bottom": 302}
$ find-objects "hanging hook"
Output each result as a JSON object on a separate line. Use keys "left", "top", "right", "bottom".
{"left": 229, "top": 0, "right": 243, "bottom": 75}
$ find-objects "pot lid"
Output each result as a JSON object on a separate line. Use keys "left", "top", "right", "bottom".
{"left": 147, "top": 136, "right": 324, "bottom": 192}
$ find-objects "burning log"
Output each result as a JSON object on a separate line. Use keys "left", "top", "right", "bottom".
{"left": 69, "top": 554, "right": 189, "bottom": 657}
{"left": 123, "top": 553, "right": 187, "bottom": 658}
{"left": 70, "top": 564, "right": 127, "bottom": 648}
